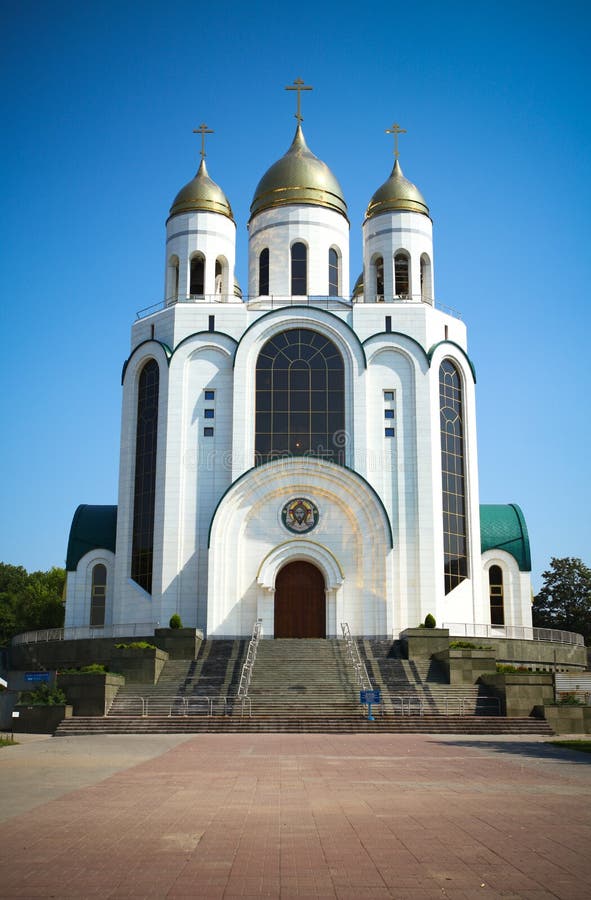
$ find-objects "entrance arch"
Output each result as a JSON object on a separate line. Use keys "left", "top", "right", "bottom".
{"left": 274, "top": 561, "right": 326, "bottom": 638}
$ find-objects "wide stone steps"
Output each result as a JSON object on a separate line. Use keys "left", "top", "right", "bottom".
{"left": 55, "top": 715, "right": 554, "bottom": 737}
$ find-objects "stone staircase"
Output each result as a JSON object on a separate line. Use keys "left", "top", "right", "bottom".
{"left": 54, "top": 637, "right": 554, "bottom": 736}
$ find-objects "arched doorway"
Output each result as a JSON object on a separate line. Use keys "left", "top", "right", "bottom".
{"left": 274, "top": 561, "right": 326, "bottom": 638}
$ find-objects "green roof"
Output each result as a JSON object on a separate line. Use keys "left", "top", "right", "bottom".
{"left": 480, "top": 503, "right": 531, "bottom": 571}
{"left": 66, "top": 505, "right": 118, "bottom": 571}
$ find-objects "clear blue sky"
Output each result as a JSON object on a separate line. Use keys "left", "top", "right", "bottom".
{"left": 1, "top": 0, "right": 590, "bottom": 592}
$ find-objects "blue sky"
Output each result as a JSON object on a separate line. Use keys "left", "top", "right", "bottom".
{"left": 1, "top": 0, "right": 590, "bottom": 591}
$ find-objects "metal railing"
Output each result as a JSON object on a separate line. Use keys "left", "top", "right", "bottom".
{"left": 237, "top": 618, "right": 263, "bottom": 701}
{"left": 340, "top": 622, "right": 372, "bottom": 691}
{"left": 12, "top": 623, "right": 160, "bottom": 646}
{"left": 109, "top": 694, "right": 252, "bottom": 717}
{"left": 135, "top": 292, "right": 462, "bottom": 320}
{"left": 386, "top": 695, "right": 501, "bottom": 716}
{"left": 444, "top": 623, "right": 585, "bottom": 646}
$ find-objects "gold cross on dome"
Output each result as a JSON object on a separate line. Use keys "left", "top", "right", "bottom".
{"left": 193, "top": 123, "right": 214, "bottom": 160}
{"left": 285, "top": 78, "right": 313, "bottom": 122}
{"left": 386, "top": 122, "right": 407, "bottom": 160}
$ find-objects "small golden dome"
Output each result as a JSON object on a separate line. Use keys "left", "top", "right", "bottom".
{"left": 365, "top": 159, "right": 429, "bottom": 220}
{"left": 250, "top": 125, "right": 347, "bottom": 221}
{"left": 169, "top": 159, "right": 234, "bottom": 221}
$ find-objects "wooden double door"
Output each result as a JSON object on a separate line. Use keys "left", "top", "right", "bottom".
{"left": 274, "top": 561, "right": 326, "bottom": 638}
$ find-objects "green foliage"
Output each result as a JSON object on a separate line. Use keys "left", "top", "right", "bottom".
{"left": 58, "top": 664, "right": 109, "bottom": 675}
{"left": 556, "top": 693, "right": 585, "bottom": 706}
{"left": 0, "top": 562, "right": 66, "bottom": 646}
{"left": 532, "top": 557, "right": 591, "bottom": 641}
{"left": 20, "top": 684, "right": 67, "bottom": 706}
{"left": 115, "top": 641, "right": 157, "bottom": 651}
{"left": 0, "top": 735, "right": 18, "bottom": 747}
{"left": 449, "top": 640, "right": 493, "bottom": 650}
{"left": 551, "top": 741, "right": 591, "bottom": 754}
{"left": 169, "top": 613, "right": 182, "bottom": 629}
{"left": 424, "top": 613, "right": 436, "bottom": 629}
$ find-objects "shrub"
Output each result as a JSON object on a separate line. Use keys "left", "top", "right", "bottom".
{"left": 449, "top": 641, "right": 493, "bottom": 650}
{"left": 169, "top": 614, "right": 182, "bottom": 629}
{"left": 59, "top": 664, "right": 109, "bottom": 675}
{"left": 424, "top": 613, "right": 436, "bottom": 629}
{"left": 557, "top": 693, "right": 585, "bottom": 706}
{"left": 20, "top": 684, "right": 67, "bottom": 706}
{"left": 115, "top": 641, "right": 157, "bottom": 651}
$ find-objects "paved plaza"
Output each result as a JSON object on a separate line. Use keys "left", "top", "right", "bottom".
{"left": 1, "top": 732, "right": 591, "bottom": 899}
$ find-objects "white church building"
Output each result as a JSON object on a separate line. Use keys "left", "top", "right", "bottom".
{"left": 64, "top": 92, "right": 533, "bottom": 640}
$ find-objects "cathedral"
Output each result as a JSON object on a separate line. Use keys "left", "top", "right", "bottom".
{"left": 64, "top": 85, "right": 534, "bottom": 640}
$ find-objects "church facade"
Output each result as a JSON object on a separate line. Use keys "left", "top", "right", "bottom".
{"left": 64, "top": 101, "right": 533, "bottom": 640}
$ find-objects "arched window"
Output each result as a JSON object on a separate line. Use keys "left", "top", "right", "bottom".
{"left": 375, "top": 256, "right": 384, "bottom": 301}
{"left": 167, "top": 255, "right": 179, "bottom": 301}
{"left": 291, "top": 242, "right": 307, "bottom": 295}
{"left": 394, "top": 251, "right": 410, "bottom": 298}
{"left": 420, "top": 253, "right": 432, "bottom": 302}
{"left": 328, "top": 248, "right": 339, "bottom": 296}
{"left": 255, "top": 328, "right": 345, "bottom": 465}
{"left": 90, "top": 564, "right": 106, "bottom": 627}
{"left": 439, "top": 359, "right": 468, "bottom": 593}
{"left": 215, "top": 258, "right": 223, "bottom": 294}
{"left": 131, "top": 359, "right": 159, "bottom": 593}
{"left": 489, "top": 565, "right": 505, "bottom": 625}
{"left": 189, "top": 254, "right": 205, "bottom": 296}
{"left": 259, "top": 248, "right": 269, "bottom": 295}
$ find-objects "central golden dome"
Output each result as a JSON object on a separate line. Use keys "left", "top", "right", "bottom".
{"left": 250, "top": 125, "right": 347, "bottom": 221}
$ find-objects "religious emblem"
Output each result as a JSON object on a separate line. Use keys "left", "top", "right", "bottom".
{"left": 281, "top": 497, "right": 319, "bottom": 534}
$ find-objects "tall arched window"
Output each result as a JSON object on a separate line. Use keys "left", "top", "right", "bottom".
{"left": 255, "top": 328, "right": 345, "bottom": 465}
{"left": 131, "top": 359, "right": 159, "bottom": 593}
{"left": 90, "top": 563, "right": 106, "bottom": 627}
{"left": 167, "top": 255, "right": 179, "bottom": 301}
{"left": 215, "top": 258, "right": 223, "bottom": 294}
{"left": 420, "top": 253, "right": 432, "bottom": 302}
{"left": 291, "top": 242, "right": 307, "bottom": 295}
{"left": 375, "top": 256, "right": 384, "bottom": 300}
{"left": 489, "top": 565, "right": 505, "bottom": 625}
{"left": 190, "top": 254, "right": 205, "bottom": 296}
{"left": 395, "top": 251, "right": 410, "bottom": 298}
{"left": 328, "top": 248, "right": 339, "bottom": 296}
{"left": 439, "top": 359, "right": 468, "bottom": 593}
{"left": 259, "top": 248, "right": 269, "bottom": 295}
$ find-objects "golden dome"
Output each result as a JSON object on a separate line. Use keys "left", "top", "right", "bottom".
{"left": 365, "top": 159, "right": 429, "bottom": 220}
{"left": 250, "top": 125, "right": 347, "bottom": 221}
{"left": 169, "top": 159, "right": 234, "bottom": 221}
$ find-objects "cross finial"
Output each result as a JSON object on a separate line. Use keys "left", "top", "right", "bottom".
{"left": 192, "top": 123, "right": 214, "bottom": 160}
{"left": 285, "top": 77, "right": 313, "bottom": 123}
{"left": 385, "top": 122, "right": 407, "bottom": 160}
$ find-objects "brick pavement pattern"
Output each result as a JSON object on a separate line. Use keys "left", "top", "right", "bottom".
{"left": 1, "top": 733, "right": 591, "bottom": 899}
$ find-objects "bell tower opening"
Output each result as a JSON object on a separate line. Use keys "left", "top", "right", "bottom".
{"left": 274, "top": 560, "right": 326, "bottom": 638}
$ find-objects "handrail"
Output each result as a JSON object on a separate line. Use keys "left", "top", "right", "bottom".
{"left": 340, "top": 622, "right": 372, "bottom": 691}
{"left": 12, "top": 623, "right": 161, "bottom": 645}
{"left": 237, "top": 618, "right": 263, "bottom": 700}
{"left": 443, "top": 623, "right": 585, "bottom": 646}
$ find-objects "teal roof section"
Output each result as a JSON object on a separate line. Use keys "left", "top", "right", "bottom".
{"left": 480, "top": 503, "right": 531, "bottom": 571}
{"left": 66, "top": 505, "right": 118, "bottom": 571}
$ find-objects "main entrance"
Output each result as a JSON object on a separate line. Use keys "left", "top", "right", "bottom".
{"left": 274, "top": 561, "right": 326, "bottom": 638}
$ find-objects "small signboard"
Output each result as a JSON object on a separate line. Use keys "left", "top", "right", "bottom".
{"left": 24, "top": 672, "right": 50, "bottom": 683}
{"left": 360, "top": 689, "right": 381, "bottom": 705}
{"left": 12, "top": 711, "right": 20, "bottom": 718}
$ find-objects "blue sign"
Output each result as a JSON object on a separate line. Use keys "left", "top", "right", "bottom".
{"left": 25, "top": 672, "right": 50, "bottom": 683}
{"left": 360, "top": 689, "right": 381, "bottom": 704}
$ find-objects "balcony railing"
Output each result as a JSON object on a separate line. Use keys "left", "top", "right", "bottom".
{"left": 443, "top": 623, "right": 585, "bottom": 646}
{"left": 11, "top": 623, "right": 160, "bottom": 646}
{"left": 136, "top": 292, "right": 461, "bottom": 320}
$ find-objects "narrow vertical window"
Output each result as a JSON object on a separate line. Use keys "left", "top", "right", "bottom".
{"left": 208, "top": 315, "right": 215, "bottom": 332}
{"left": 385, "top": 316, "right": 392, "bottom": 333}
{"left": 259, "top": 248, "right": 269, "bottom": 295}
{"left": 215, "top": 259, "right": 223, "bottom": 294}
{"left": 190, "top": 255, "right": 205, "bottom": 296}
{"left": 291, "top": 242, "right": 307, "bottom": 296}
{"left": 90, "top": 564, "right": 106, "bottom": 627}
{"left": 375, "top": 256, "right": 384, "bottom": 301}
{"left": 420, "top": 253, "right": 432, "bottom": 302}
{"left": 489, "top": 565, "right": 505, "bottom": 625}
{"left": 395, "top": 252, "right": 410, "bottom": 297}
{"left": 440, "top": 359, "right": 468, "bottom": 594}
{"left": 328, "top": 248, "right": 339, "bottom": 296}
{"left": 131, "top": 359, "right": 159, "bottom": 593}
{"left": 167, "top": 255, "right": 179, "bottom": 301}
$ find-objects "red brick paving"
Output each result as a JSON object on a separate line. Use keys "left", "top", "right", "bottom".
{"left": 1, "top": 734, "right": 591, "bottom": 898}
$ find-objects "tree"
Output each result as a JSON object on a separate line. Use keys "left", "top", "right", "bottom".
{"left": 532, "top": 557, "right": 591, "bottom": 642}
{"left": 0, "top": 563, "right": 66, "bottom": 646}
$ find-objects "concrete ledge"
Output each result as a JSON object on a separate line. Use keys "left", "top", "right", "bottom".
{"left": 58, "top": 673, "right": 125, "bottom": 716}
{"left": 535, "top": 705, "right": 591, "bottom": 734}
{"left": 480, "top": 673, "right": 554, "bottom": 717}
{"left": 400, "top": 628, "right": 449, "bottom": 659}
{"left": 110, "top": 647, "right": 168, "bottom": 684}
{"left": 12, "top": 704, "right": 73, "bottom": 733}
{"left": 154, "top": 628, "right": 203, "bottom": 660}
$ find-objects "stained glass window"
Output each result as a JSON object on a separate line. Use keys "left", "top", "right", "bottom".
{"left": 440, "top": 359, "right": 468, "bottom": 593}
